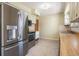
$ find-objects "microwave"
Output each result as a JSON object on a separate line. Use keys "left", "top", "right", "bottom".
{"left": 28, "top": 20, "right": 32, "bottom": 26}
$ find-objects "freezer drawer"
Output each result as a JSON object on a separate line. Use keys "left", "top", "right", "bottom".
{"left": 23, "top": 40, "right": 28, "bottom": 56}
{"left": 2, "top": 43, "right": 19, "bottom": 56}
{"left": 18, "top": 40, "right": 28, "bottom": 56}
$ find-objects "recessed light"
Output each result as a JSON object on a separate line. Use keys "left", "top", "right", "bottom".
{"left": 39, "top": 3, "right": 51, "bottom": 10}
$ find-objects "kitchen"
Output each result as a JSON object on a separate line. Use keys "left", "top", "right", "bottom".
{"left": 0, "top": 2, "right": 40, "bottom": 56}
{"left": 0, "top": 2, "right": 79, "bottom": 56}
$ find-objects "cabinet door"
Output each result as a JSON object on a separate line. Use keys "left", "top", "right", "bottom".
{"left": 66, "top": 2, "right": 79, "bottom": 22}
{"left": 69, "top": 3, "right": 73, "bottom": 21}
{"left": 71, "top": 3, "right": 76, "bottom": 21}
{"left": 74, "top": 3, "right": 78, "bottom": 18}
{"left": 70, "top": 2, "right": 78, "bottom": 21}
{"left": 77, "top": 3, "right": 79, "bottom": 17}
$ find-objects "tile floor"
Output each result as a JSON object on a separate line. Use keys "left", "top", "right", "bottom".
{"left": 26, "top": 39, "right": 59, "bottom": 56}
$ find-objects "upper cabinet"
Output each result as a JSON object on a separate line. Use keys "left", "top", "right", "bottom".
{"left": 64, "top": 3, "right": 70, "bottom": 25}
{"left": 70, "top": 3, "right": 79, "bottom": 21}
{"left": 64, "top": 2, "right": 79, "bottom": 25}
{"left": 69, "top": 3, "right": 77, "bottom": 21}
{"left": 28, "top": 14, "right": 36, "bottom": 24}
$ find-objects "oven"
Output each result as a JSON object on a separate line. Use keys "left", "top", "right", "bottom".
{"left": 28, "top": 32, "right": 35, "bottom": 42}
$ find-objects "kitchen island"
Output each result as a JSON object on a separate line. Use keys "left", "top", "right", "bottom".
{"left": 60, "top": 31, "right": 79, "bottom": 56}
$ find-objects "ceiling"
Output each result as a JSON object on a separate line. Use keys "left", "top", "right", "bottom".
{"left": 21, "top": 2, "right": 66, "bottom": 16}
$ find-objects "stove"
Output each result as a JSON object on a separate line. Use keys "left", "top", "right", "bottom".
{"left": 28, "top": 32, "right": 35, "bottom": 42}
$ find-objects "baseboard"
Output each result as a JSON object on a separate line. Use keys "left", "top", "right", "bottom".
{"left": 40, "top": 37, "right": 59, "bottom": 40}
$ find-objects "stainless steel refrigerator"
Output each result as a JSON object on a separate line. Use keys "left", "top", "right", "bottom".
{"left": 0, "top": 3, "right": 28, "bottom": 56}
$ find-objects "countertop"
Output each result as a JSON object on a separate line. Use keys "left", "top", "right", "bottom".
{"left": 60, "top": 31, "right": 79, "bottom": 56}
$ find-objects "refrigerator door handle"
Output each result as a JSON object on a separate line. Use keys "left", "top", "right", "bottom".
{"left": 4, "top": 44, "right": 18, "bottom": 51}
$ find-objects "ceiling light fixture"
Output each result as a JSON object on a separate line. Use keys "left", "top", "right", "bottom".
{"left": 40, "top": 3, "right": 51, "bottom": 10}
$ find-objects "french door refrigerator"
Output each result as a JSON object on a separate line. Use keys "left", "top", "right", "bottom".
{"left": 1, "top": 3, "right": 28, "bottom": 56}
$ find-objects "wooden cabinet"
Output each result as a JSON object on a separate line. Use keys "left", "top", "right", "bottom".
{"left": 35, "top": 20, "right": 39, "bottom": 31}
{"left": 35, "top": 16, "right": 40, "bottom": 31}
{"left": 60, "top": 32, "right": 79, "bottom": 56}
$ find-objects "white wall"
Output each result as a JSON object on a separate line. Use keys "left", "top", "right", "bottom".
{"left": 40, "top": 13, "right": 64, "bottom": 40}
